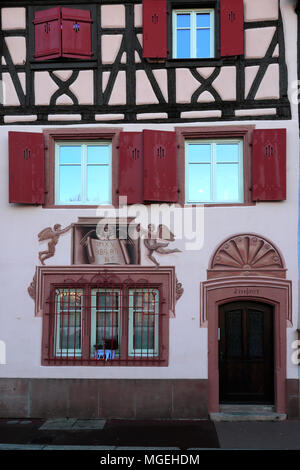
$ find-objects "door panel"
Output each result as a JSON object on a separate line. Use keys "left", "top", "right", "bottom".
{"left": 219, "top": 301, "right": 274, "bottom": 404}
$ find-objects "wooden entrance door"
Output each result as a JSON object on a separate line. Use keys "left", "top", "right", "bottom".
{"left": 219, "top": 301, "right": 274, "bottom": 404}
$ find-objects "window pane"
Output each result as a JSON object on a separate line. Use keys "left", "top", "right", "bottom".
{"left": 96, "top": 311, "right": 118, "bottom": 347}
{"left": 133, "top": 326, "right": 155, "bottom": 350}
{"left": 248, "top": 310, "right": 264, "bottom": 358}
{"left": 87, "top": 165, "right": 110, "bottom": 203}
{"left": 55, "top": 289, "right": 83, "bottom": 356}
{"left": 60, "top": 290, "right": 82, "bottom": 309}
{"left": 134, "top": 291, "right": 157, "bottom": 311}
{"left": 216, "top": 144, "right": 239, "bottom": 163}
{"left": 188, "top": 163, "right": 211, "bottom": 202}
{"left": 188, "top": 144, "right": 211, "bottom": 163}
{"left": 177, "top": 13, "right": 190, "bottom": 28}
{"left": 177, "top": 29, "right": 190, "bottom": 58}
{"left": 226, "top": 310, "right": 243, "bottom": 358}
{"left": 196, "top": 28, "right": 210, "bottom": 58}
{"left": 59, "top": 165, "right": 82, "bottom": 202}
{"left": 216, "top": 163, "right": 239, "bottom": 202}
{"left": 196, "top": 13, "right": 210, "bottom": 28}
{"left": 59, "top": 146, "right": 81, "bottom": 164}
{"left": 97, "top": 291, "right": 120, "bottom": 309}
{"left": 59, "top": 313, "right": 81, "bottom": 350}
{"left": 87, "top": 145, "right": 110, "bottom": 164}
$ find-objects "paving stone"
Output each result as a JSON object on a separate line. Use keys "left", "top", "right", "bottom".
{"left": 39, "top": 418, "right": 77, "bottom": 430}
{"left": 72, "top": 419, "right": 106, "bottom": 430}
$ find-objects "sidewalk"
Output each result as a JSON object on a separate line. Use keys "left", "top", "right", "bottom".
{"left": 0, "top": 417, "right": 300, "bottom": 450}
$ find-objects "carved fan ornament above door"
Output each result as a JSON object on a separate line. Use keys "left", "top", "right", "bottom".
{"left": 208, "top": 234, "right": 286, "bottom": 279}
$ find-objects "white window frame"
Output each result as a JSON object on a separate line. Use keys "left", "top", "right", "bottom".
{"left": 54, "top": 288, "right": 83, "bottom": 358}
{"left": 128, "top": 288, "right": 159, "bottom": 358}
{"left": 185, "top": 139, "right": 244, "bottom": 204}
{"left": 55, "top": 141, "right": 112, "bottom": 205}
{"left": 172, "top": 9, "right": 215, "bottom": 59}
{"left": 90, "top": 288, "right": 122, "bottom": 357}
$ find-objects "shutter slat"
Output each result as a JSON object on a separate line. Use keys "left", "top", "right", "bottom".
{"left": 9, "top": 132, "right": 45, "bottom": 204}
{"left": 143, "top": 130, "right": 177, "bottom": 202}
{"left": 119, "top": 132, "right": 143, "bottom": 205}
{"left": 252, "top": 129, "right": 286, "bottom": 201}
{"left": 220, "top": 0, "right": 244, "bottom": 57}
{"left": 33, "top": 7, "right": 61, "bottom": 60}
{"left": 61, "top": 7, "right": 92, "bottom": 59}
{"left": 143, "top": 0, "right": 167, "bottom": 59}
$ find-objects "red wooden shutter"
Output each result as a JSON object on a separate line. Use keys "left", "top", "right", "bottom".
{"left": 252, "top": 129, "right": 286, "bottom": 201}
{"left": 220, "top": 0, "right": 244, "bottom": 57}
{"left": 61, "top": 8, "right": 92, "bottom": 59}
{"left": 119, "top": 132, "right": 143, "bottom": 205}
{"left": 143, "top": 130, "right": 177, "bottom": 202}
{"left": 33, "top": 7, "right": 61, "bottom": 60}
{"left": 9, "top": 132, "right": 45, "bottom": 204}
{"left": 143, "top": 0, "right": 167, "bottom": 59}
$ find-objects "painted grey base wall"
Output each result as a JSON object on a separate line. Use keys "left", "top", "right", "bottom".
{"left": 0, "top": 379, "right": 298, "bottom": 419}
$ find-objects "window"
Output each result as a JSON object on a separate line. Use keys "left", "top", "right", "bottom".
{"left": 176, "top": 126, "right": 254, "bottom": 206}
{"left": 128, "top": 288, "right": 159, "bottom": 357}
{"left": 55, "top": 141, "right": 112, "bottom": 205}
{"left": 54, "top": 288, "right": 83, "bottom": 357}
{"left": 185, "top": 139, "right": 243, "bottom": 204}
{"left": 172, "top": 9, "right": 215, "bottom": 59}
{"left": 43, "top": 128, "right": 120, "bottom": 208}
{"left": 47, "top": 283, "right": 164, "bottom": 365}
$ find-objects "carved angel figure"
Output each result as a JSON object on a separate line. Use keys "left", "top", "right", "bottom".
{"left": 38, "top": 223, "right": 72, "bottom": 265}
{"left": 141, "top": 224, "right": 181, "bottom": 267}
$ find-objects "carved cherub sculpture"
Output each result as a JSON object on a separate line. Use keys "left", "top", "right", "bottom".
{"left": 141, "top": 223, "right": 181, "bottom": 267}
{"left": 38, "top": 223, "right": 72, "bottom": 265}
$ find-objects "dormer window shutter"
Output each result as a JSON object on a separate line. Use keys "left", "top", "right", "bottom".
{"left": 61, "top": 7, "right": 92, "bottom": 59}
{"left": 220, "top": 0, "right": 244, "bottom": 57}
{"left": 9, "top": 132, "right": 45, "bottom": 204}
{"left": 33, "top": 7, "right": 92, "bottom": 61}
{"left": 252, "top": 129, "right": 286, "bottom": 201}
{"left": 33, "top": 7, "right": 61, "bottom": 60}
{"left": 142, "top": 0, "right": 167, "bottom": 59}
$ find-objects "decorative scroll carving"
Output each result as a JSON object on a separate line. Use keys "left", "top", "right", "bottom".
{"left": 27, "top": 273, "right": 36, "bottom": 300}
{"left": 176, "top": 276, "right": 184, "bottom": 301}
{"left": 38, "top": 223, "right": 72, "bottom": 265}
{"left": 209, "top": 234, "right": 286, "bottom": 279}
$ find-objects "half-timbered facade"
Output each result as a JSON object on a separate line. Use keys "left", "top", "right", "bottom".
{"left": 0, "top": 0, "right": 299, "bottom": 420}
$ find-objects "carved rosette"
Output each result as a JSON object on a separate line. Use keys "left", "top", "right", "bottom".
{"left": 209, "top": 234, "right": 285, "bottom": 278}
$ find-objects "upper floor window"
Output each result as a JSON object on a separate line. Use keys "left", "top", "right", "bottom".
{"left": 55, "top": 141, "right": 112, "bottom": 205}
{"left": 172, "top": 9, "right": 215, "bottom": 59}
{"left": 185, "top": 139, "right": 244, "bottom": 204}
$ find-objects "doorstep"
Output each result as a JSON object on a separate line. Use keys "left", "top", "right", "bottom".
{"left": 210, "top": 405, "right": 287, "bottom": 422}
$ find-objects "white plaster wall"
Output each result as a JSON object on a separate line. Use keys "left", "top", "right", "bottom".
{"left": 0, "top": 118, "right": 298, "bottom": 381}
{"left": 0, "top": 0, "right": 298, "bottom": 382}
